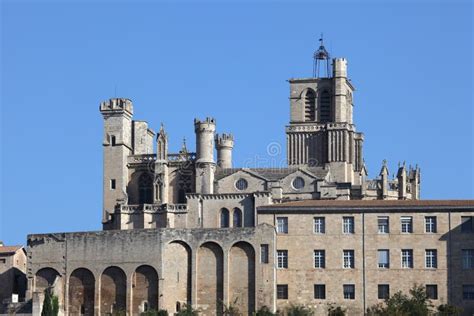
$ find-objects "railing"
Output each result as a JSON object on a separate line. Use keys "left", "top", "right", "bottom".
{"left": 127, "top": 154, "right": 156, "bottom": 164}
{"left": 119, "top": 203, "right": 188, "bottom": 213}
{"left": 168, "top": 152, "right": 196, "bottom": 162}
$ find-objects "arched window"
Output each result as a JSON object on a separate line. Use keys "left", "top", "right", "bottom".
{"left": 138, "top": 173, "right": 153, "bottom": 204}
{"left": 233, "top": 208, "right": 242, "bottom": 227}
{"left": 220, "top": 208, "right": 230, "bottom": 228}
{"left": 304, "top": 89, "right": 316, "bottom": 121}
{"left": 319, "top": 90, "right": 331, "bottom": 123}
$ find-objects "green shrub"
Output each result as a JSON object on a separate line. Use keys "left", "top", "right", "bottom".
{"left": 286, "top": 304, "right": 314, "bottom": 316}
{"left": 253, "top": 306, "right": 276, "bottom": 316}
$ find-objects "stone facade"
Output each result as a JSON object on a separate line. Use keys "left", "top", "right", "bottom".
{"left": 24, "top": 45, "right": 474, "bottom": 316}
{"left": 0, "top": 244, "right": 27, "bottom": 312}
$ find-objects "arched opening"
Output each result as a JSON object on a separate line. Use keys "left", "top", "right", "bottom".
{"left": 319, "top": 90, "right": 332, "bottom": 123}
{"left": 229, "top": 242, "right": 256, "bottom": 315}
{"left": 220, "top": 208, "right": 230, "bottom": 228}
{"left": 197, "top": 242, "right": 224, "bottom": 315}
{"left": 132, "top": 265, "right": 158, "bottom": 314}
{"left": 138, "top": 173, "right": 153, "bottom": 204}
{"left": 100, "top": 266, "right": 127, "bottom": 314}
{"left": 163, "top": 241, "right": 192, "bottom": 312}
{"left": 68, "top": 268, "right": 95, "bottom": 316}
{"left": 35, "top": 268, "right": 63, "bottom": 313}
{"left": 304, "top": 89, "right": 316, "bottom": 121}
{"left": 233, "top": 208, "right": 243, "bottom": 227}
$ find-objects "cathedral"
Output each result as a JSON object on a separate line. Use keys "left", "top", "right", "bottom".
{"left": 24, "top": 43, "right": 473, "bottom": 316}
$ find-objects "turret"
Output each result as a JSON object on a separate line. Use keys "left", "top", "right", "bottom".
{"left": 99, "top": 98, "right": 134, "bottom": 227}
{"left": 194, "top": 117, "right": 216, "bottom": 163}
{"left": 215, "top": 133, "right": 234, "bottom": 169}
{"left": 408, "top": 165, "right": 421, "bottom": 200}
{"left": 155, "top": 124, "right": 169, "bottom": 204}
{"left": 379, "top": 160, "right": 389, "bottom": 199}
{"left": 397, "top": 162, "right": 407, "bottom": 200}
{"left": 332, "top": 58, "right": 353, "bottom": 124}
{"left": 194, "top": 117, "right": 216, "bottom": 194}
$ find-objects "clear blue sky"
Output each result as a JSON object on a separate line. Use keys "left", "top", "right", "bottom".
{"left": 1, "top": 0, "right": 473, "bottom": 246}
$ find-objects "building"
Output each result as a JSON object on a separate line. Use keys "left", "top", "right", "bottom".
{"left": 0, "top": 242, "right": 27, "bottom": 312}
{"left": 26, "top": 43, "right": 473, "bottom": 316}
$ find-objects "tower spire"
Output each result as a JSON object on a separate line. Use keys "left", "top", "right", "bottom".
{"left": 313, "top": 33, "right": 331, "bottom": 78}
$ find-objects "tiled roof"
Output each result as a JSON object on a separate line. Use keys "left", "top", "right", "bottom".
{"left": 0, "top": 245, "right": 22, "bottom": 255}
{"left": 258, "top": 199, "right": 474, "bottom": 210}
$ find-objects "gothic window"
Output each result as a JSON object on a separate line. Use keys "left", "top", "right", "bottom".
{"left": 233, "top": 208, "right": 242, "bottom": 227}
{"left": 138, "top": 173, "right": 153, "bottom": 204}
{"left": 319, "top": 90, "right": 331, "bottom": 123}
{"left": 304, "top": 89, "right": 316, "bottom": 121}
{"left": 292, "top": 177, "right": 305, "bottom": 190}
{"left": 220, "top": 208, "right": 230, "bottom": 228}
{"left": 235, "top": 178, "right": 248, "bottom": 191}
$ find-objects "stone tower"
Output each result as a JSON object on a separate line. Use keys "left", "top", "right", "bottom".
{"left": 194, "top": 117, "right": 216, "bottom": 194}
{"left": 286, "top": 42, "right": 364, "bottom": 184}
{"left": 99, "top": 98, "right": 134, "bottom": 223}
{"left": 215, "top": 133, "right": 234, "bottom": 169}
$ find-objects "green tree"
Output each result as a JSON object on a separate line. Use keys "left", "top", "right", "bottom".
{"left": 253, "top": 306, "right": 276, "bottom": 316}
{"left": 286, "top": 304, "right": 314, "bottom": 316}
{"left": 141, "top": 310, "right": 169, "bottom": 316}
{"left": 175, "top": 304, "right": 199, "bottom": 316}
{"left": 437, "top": 304, "right": 462, "bottom": 316}
{"left": 41, "top": 288, "right": 58, "bottom": 316}
{"left": 327, "top": 304, "right": 346, "bottom": 316}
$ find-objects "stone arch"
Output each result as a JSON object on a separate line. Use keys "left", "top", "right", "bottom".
{"left": 163, "top": 241, "right": 192, "bottom": 313}
{"left": 233, "top": 208, "right": 243, "bottom": 227}
{"left": 220, "top": 208, "right": 230, "bottom": 228}
{"left": 68, "top": 268, "right": 95, "bottom": 316}
{"left": 197, "top": 242, "right": 224, "bottom": 315}
{"left": 132, "top": 265, "right": 158, "bottom": 314}
{"left": 229, "top": 242, "right": 256, "bottom": 315}
{"left": 35, "top": 268, "right": 64, "bottom": 313}
{"left": 100, "top": 266, "right": 127, "bottom": 314}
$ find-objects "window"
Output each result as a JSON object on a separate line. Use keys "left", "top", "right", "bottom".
{"left": 304, "top": 89, "right": 316, "bottom": 122}
{"left": 314, "top": 250, "right": 325, "bottom": 268}
{"left": 220, "top": 208, "right": 229, "bottom": 228}
{"left": 138, "top": 173, "right": 153, "bottom": 204}
{"left": 343, "top": 217, "right": 354, "bottom": 234}
{"left": 277, "top": 285, "right": 288, "bottom": 299}
{"left": 260, "top": 244, "right": 269, "bottom": 264}
{"left": 426, "top": 285, "right": 438, "bottom": 300}
{"left": 343, "top": 250, "right": 355, "bottom": 269}
{"left": 378, "top": 217, "right": 389, "bottom": 234}
{"left": 343, "top": 284, "right": 355, "bottom": 300}
{"left": 378, "top": 250, "right": 390, "bottom": 268}
{"left": 462, "top": 249, "right": 474, "bottom": 269}
{"left": 314, "top": 217, "right": 325, "bottom": 234}
{"left": 425, "top": 216, "right": 437, "bottom": 233}
{"left": 319, "top": 90, "right": 332, "bottom": 123}
{"left": 401, "top": 249, "right": 413, "bottom": 268}
{"left": 110, "top": 179, "right": 116, "bottom": 190}
{"left": 277, "top": 250, "right": 288, "bottom": 269}
{"left": 461, "top": 216, "right": 473, "bottom": 233}
{"left": 314, "top": 284, "right": 326, "bottom": 299}
{"left": 111, "top": 135, "right": 116, "bottom": 146}
{"left": 292, "top": 177, "right": 305, "bottom": 190}
{"left": 235, "top": 178, "right": 248, "bottom": 191}
{"left": 0, "top": 258, "right": 5, "bottom": 264}
{"left": 233, "top": 208, "right": 242, "bottom": 227}
{"left": 463, "top": 285, "right": 474, "bottom": 300}
{"left": 401, "top": 216, "right": 413, "bottom": 233}
{"left": 378, "top": 284, "right": 390, "bottom": 299}
{"left": 276, "top": 217, "right": 288, "bottom": 234}
{"left": 425, "top": 249, "right": 437, "bottom": 269}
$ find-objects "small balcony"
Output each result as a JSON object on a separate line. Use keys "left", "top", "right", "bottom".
{"left": 118, "top": 203, "right": 188, "bottom": 214}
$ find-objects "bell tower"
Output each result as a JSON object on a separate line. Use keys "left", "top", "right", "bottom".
{"left": 286, "top": 37, "right": 364, "bottom": 184}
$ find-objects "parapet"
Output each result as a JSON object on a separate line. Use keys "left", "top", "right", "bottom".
{"left": 99, "top": 98, "right": 133, "bottom": 116}
{"left": 215, "top": 133, "right": 234, "bottom": 149}
{"left": 333, "top": 58, "right": 347, "bottom": 78}
{"left": 194, "top": 117, "right": 216, "bottom": 133}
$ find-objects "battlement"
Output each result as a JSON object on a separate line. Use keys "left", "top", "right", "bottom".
{"left": 333, "top": 58, "right": 348, "bottom": 78}
{"left": 99, "top": 98, "right": 133, "bottom": 116}
{"left": 194, "top": 117, "right": 216, "bottom": 132}
{"left": 215, "top": 133, "right": 234, "bottom": 148}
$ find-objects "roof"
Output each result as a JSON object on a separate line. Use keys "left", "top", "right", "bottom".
{"left": 215, "top": 167, "right": 329, "bottom": 181}
{"left": 258, "top": 199, "right": 474, "bottom": 212}
{"left": 0, "top": 245, "right": 23, "bottom": 255}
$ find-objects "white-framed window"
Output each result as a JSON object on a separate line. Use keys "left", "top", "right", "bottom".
{"left": 343, "top": 250, "right": 355, "bottom": 269}
{"left": 425, "top": 216, "right": 437, "bottom": 233}
{"left": 314, "top": 217, "right": 325, "bottom": 234}
{"left": 378, "top": 249, "right": 390, "bottom": 268}
{"left": 343, "top": 284, "right": 355, "bottom": 299}
{"left": 401, "top": 249, "right": 413, "bottom": 268}
{"left": 314, "top": 250, "right": 325, "bottom": 269}
{"left": 276, "top": 217, "right": 288, "bottom": 234}
{"left": 401, "top": 216, "right": 413, "bottom": 233}
{"left": 343, "top": 217, "right": 354, "bottom": 234}
{"left": 425, "top": 249, "right": 437, "bottom": 269}
{"left": 277, "top": 250, "right": 288, "bottom": 269}
{"left": 462, "top": 249, "right": 474, "bottom": 269}
{"left": 378, "top": 216, "right": 389, "bottom": 234}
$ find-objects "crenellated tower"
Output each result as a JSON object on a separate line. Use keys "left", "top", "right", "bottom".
{"left": 194, "top": 117, "right": 216, "bottom": 194}
{"left": 215, "top": 133, "right": 234, "bottom": 169}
